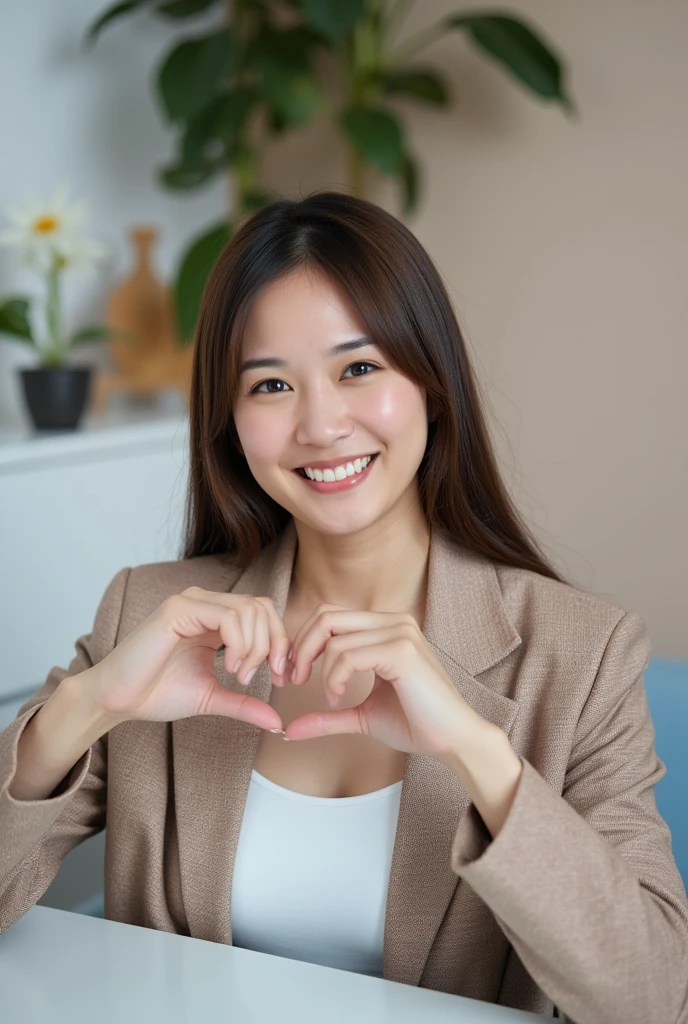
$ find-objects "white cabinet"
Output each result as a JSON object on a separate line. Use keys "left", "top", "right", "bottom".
{"left": 0, "top": 407, "right": 190, "bottom": 712}
{"left": 0, "top": 405, "right": 191, "bottom": 913}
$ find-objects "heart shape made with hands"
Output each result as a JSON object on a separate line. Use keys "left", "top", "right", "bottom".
{"left": 222, "top": 602, "right": 483, "bottom": 759}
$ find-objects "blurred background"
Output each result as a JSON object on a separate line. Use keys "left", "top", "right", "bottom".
{"left": 1, "top": 0, "right": 686, "bottom": 913}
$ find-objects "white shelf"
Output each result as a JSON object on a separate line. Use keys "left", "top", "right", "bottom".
{"left": 0, "top": 403, "right": 190, "bottom": 473}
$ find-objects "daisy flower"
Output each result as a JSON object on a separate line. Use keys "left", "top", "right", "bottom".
{"left": 0, "top": 184, "right": 121, "bottom": 367}
{"left": 0, "top": 182, "right": 110, "bottom": 273}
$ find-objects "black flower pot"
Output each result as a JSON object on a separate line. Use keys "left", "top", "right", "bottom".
{"left": 19, "top": 366, "right": 93, "bottom": 431}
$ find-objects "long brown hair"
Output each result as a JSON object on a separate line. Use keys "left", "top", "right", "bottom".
{"left": 181, "top": 189, "right": 567, "bottom": 584}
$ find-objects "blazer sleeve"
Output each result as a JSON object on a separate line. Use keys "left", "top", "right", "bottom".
{"left": 0, "top": 566, "right": 130, "bottom": 931}
{"left": 450, "top": 610, "right": 688, "bottom": 1024}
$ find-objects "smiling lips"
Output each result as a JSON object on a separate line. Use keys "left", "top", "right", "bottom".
{"left": 295, "top": 451, "right": 378, "bottom": 471}
{"left": 294, "top": 453, "right": 379, "bottom": 491}
{"left": 298, "top": 454, "right": 376, "bottom": 481}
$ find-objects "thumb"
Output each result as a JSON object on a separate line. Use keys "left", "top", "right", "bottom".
{"left": 283, "top": 707, "right": 363, "bottom": 742}
{"left": 200, "top": 685, "right": 283, "bottom": 732}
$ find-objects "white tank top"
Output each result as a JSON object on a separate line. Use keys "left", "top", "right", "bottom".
{"left": 231, "top": 769, "right": 404, "bottom": 978}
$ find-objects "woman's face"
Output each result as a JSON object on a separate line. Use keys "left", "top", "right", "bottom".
{"left": 232, "top": 267, "right": 429, "bottom": 537}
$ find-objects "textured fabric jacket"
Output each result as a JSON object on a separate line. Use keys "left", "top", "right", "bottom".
{"left": 1, "top": 518, "right": 687, "bottom": 1023}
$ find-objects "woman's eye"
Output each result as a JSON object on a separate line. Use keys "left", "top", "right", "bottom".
{"left": 248, "top": 361, "right": 379, "bottom": 395}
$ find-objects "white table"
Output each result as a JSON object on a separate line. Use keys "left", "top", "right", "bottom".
{"left": 0, "top": 906, "right": 545, "bottom": 1023}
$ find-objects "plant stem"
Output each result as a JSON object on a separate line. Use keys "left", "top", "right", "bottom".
{"left": 226, "top": 0, "right": 261, "bottom": 219}
{"left": 343, "top": 0, "right": 387, "bottom": 198}
{"left": 44, "top": 257, "right": 65, "bottom": 365}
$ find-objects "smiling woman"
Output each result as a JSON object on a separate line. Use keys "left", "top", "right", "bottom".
{"left": 182, "top": 189, "right": 564, "bottom": 586}
{"left": 2, "top": 190, "right": 687, "bottom": 1024}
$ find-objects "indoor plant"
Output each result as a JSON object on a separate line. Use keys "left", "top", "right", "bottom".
{"left": 86, "top": 0, "right": 574, "bottom": 345}
{"left": 0, "top": 184, "right": 123, "bottom": 430}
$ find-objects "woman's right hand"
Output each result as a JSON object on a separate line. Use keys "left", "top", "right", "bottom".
{"left": 79, "top": 588, "right": 291, "bottom": 732}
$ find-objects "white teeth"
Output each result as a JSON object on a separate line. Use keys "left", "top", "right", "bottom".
{"left": 304, "top": 454, "right": 373, "bottom": 482}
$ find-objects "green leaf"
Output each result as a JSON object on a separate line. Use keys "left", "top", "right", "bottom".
{"left": 264, "top": 104, "right": 290, "bottom": 136}
{"left": 339, "top": 104, "right": 405, "bottom": 175}
{"left": 244, "top": 27, "right": 322, "bottom": 127}
{"left": 178, "top": 95, "right": 228, "bottom": 164}
{"left": 272, "top": 74, "right": 322, "bottom": 126}
{"left": 155, "top": 0, "right": 221, "bottom": 17}
{"left": 447, "top": 13, "right": 572, "bottom": 111}
{"left": 157, "top": 156, "right": 224, "bottom": 191}
{"left": 266, "top": 106, "right": 289, "bottom": 135}
{"left": 84, "top": 0, "right": 146, "bottom": 47}
{"left": 212, "top": 87, "right": 261, "bottom": 145}
{"left": 379, "top": 67, "right": 450, "bottom": 106}
{"left": 70, "top": 326, "right": 136, "bottom": 346}
{"left": 296, "top": 0, "right": 366, "bottom": 44}
{"left": 0, "top": 297, "right": 35, "bottom": 344}
{"left": 156, "top": 27, "right": 236, "bottom": 123}
{"left": 174, "top": 221, "right": 231, "bottom": 342}
{"left": 399, "top": 151, "right": 420, "bottom": 216}
{"left": 164, "top": 89, "right": 257, "bottom": 178}
{"left": 243, "top": 25, "right": 316, "bottom": 80}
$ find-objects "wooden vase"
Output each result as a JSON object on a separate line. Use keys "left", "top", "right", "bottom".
{"left": 92, "top": 225, "right": 194, "bottom": 412}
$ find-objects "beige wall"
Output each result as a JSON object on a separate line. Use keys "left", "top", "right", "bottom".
{"left": 0, "top": 2, "right": 684, "bottom": 657}
{"left": 262, "top": 0, "right": 688, "bottom": 658}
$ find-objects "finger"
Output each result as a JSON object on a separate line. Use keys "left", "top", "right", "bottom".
{"left": 217, "top": 610, "right": 246, "bottom": 676}
{"left": 285, "top": 603, "right": 341, "bottom": 683}
{"left": 217, "top": 603, "right": 254, "bottom": 683}
{"left": 254, "top": 596, "right": 291, "bottom": 683}
{"left": 201, "top": 685, "right": 283, "bottom": 732}
{"left": 294, "top": 621, "right": 405, "bottom": 698}
{"left": 176, "top": 589, "right": 253, "bottom": 675}
{"left": 235, "top": 600, "right": 258, "bottom": 680}
{"left": 182, "top": 590, "right": 289, "bottom": 684}
{"left": 180, "top": 589, "right": 286, "bottom": 684}
{"left": 174, "top": 593, "right": 261, "bottom": 685}
{"left": 236, "top": 602, "right": 270, "bottom": 686}
{"left": 289, "top": 607, "right": 387, "bottom": 685}
{"left": 283, "top": 707, "right": 364, "bottom": 741}
{"left": 166, "top": 593, "right": 246, "bottom": 670}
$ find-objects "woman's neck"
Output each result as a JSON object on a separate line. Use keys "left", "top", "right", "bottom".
{"left": 288, "top": 507, "right": 431, "bottom": 622}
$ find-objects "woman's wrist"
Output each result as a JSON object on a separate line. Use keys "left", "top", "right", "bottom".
{"left": 8, "top": 674, "right": 115, "bottom": 802}
{"left": 437, "top": 719, "right": 523, "bottom": 839}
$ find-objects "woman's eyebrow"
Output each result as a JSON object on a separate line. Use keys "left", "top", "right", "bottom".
{"left": 239, "top": 337, "right": 374, "bottom": 374}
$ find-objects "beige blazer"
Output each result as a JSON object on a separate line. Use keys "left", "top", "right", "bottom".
{"left": 1, "top": 519, "right": 687, "bottom": 1023}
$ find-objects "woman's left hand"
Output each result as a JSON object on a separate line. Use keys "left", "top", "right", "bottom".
{"left": 280, "top": 604, "right": 490, "bottom": 757}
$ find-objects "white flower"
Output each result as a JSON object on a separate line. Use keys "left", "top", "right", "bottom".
{"left": 0, "top": 182, "right": 110, "bottom": 273}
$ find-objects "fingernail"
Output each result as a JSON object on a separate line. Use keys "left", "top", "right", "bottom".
{"left": 245, "top": 668, "right": 256, "bottom": 685}
{"left": 269, "top": 728, "right": 284, "bottom": 734}
{"left": 290, "top": 667, "right": 296, "bottom": 682}
{"left": 282, "top": 735, "right": 291, "bottom": 741}
{"left": 287, "top": 647, "right": 293, "bottom": 661}
{"left": 233, "top": 659, "right": 242, "bottom": 673}
{"left": 278, "top": 656, "right": 286, "bottom": 675}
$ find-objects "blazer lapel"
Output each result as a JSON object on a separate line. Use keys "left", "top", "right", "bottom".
{"left": 173, "top": 519, "right": 522, "bottom": 986}
{"left": 382, "top": 527, "right": 521, "bottom": 986}
{"left": 172, "top": 522, "right": 296, "bottom": 946}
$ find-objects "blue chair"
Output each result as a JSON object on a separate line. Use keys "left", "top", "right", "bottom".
{"left": 644, "top": 656, "right": 688, "bottom": 894}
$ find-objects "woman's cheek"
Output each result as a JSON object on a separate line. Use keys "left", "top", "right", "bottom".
{"left": 374, "top": 381, "right": 426, "bottom": 431}
{"left": 237, "top": 408, "right": 286, "bottom": 467}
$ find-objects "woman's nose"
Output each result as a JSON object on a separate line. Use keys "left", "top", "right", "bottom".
{"left": 293, "top": 388, "right": 352, "bottom": 446}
